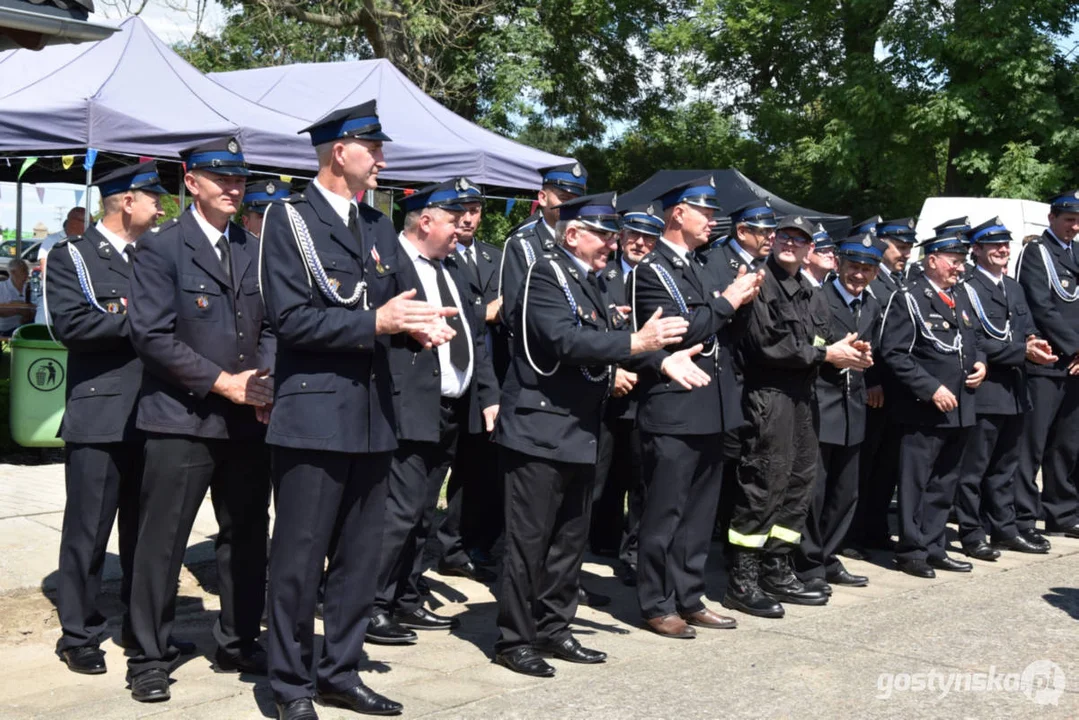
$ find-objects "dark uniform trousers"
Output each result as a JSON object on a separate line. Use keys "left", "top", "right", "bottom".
{"left": 630, "top": 241, "right": 744, "bottom": 619}
{"left": 849, "top": 406, "right": 901, "bottom": 546}
{"left": 796, "top": 443, "right": 860, "bottom": 580}
{"left": 1015, "top": 234, "right": 1079, "bottom": 532}
{"left": 591, "top": 416, "right": 644, "bottom": 564}
{"left": 495, "top": 448, "right": 594, "bottom": 652}
{"left": 378, "top": 397, "right": 465, "bottom": 614}
{"left": 881, "top": 276, "right": 982, "bottom": 564}
{"left": 456, "top": 430, "right": 504, "bottom": 556}
{"left": 259, "top": 190, "right": 403, "bottom": 704}
{"left": 956, "top": 414, "right": 1024, "bottom": 544}
{"left": 45, "top": 227, "right": 146, "bottom": 653}
{"left": 126, "top": 212, "right": 274, "bottom": 675}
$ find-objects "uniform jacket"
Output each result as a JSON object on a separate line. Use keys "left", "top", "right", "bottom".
{"left": 879, "top": 275, "right": 985, "bottom": 428}
{"left": 388, "top": 246, "right": 499, "bottom": 442}
{"left": 258, "top": 189, "right": 399, "bottom": 454}
{"left": 493, "top": 250, "right": 648, "bottom": 464}
{"left": 964, "top": 269, "right": 1035, "bottom": 415}
{"left": 631, "top": 240, "right": 744, "bottom": 436}
{"left": 868, "top": 265, "right": 904, "bottom": 305}
{"left": 128, "top": 211, "right": 274, "bottom": 439}
{"left": 598, "top": 256, "right": 637, "bottom": 421}
{"left": 815, "top": 279, "right": 882, "bottom": 446}
{"left": 739, "top": 255, "right": 832, "bottom": 395}
{"left": 1015, "top": 232, "right": 1079, "bottom": 377}
{"left": 46, "top": 227, "right": 142, "bottom": 443}
{"left": 447, "top": 239, "right": 509, "bottom": 381}
{"left": 497, "top": 218, "right": 555, "bottom": 335}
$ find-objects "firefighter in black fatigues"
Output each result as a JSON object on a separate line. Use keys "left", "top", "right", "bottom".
{"left": 880, "top": 230, "right": 987, "bottom": 579}
{"left": 724, "top": 217, "right": 874, "bottom": 619}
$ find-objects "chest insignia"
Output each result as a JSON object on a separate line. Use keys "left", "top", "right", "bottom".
{"left": 195, "top": 295, "right": 210, "bottom": 309}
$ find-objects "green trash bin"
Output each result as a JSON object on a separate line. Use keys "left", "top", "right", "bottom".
{"left": 9, "top": 324, "right": 67, "bottom": 447}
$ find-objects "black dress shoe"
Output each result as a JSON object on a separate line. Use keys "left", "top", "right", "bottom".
{"left": 992, "top": 534, "right": 1049, "bottom": 554}
{"left": 962, "top": 541, "right": 1001, "bottom": 561}
{"left": 1021, "top": 530, "right": 1052, "bottom": 550}
{"left": 927, "top": 555, "right": 973, "bottom": 572}
{"left": 436, "top": 560, "right": 497, "bottom": 583}
{"left": 317, "top": 683, "right": 402, "bottom": 716}
{"left": 129, "top": 668, "right": 170, "bottom": 703}
{"left": 59, "top": 646, "right": 106, "bottom": 675}
{"left": 578, "top": 585, "right": 611, "bottom": 607}
{"left": 393, "top": 607, "right": 459, "bottom": 630}
{"left": 365, "top": 612, "right": 417, "bottom": 645}
{"left": 468, "top": 548, "right": 497, "bottom": 568}
{"left": 213, "top": 644, "right": 268, "bottom": 674}
{"left": 495, "top": 647, "right": 556, "bottom": 677}
{"left": 535, "top": 636, "right": 607, "bottom": 664}
{"left": 278, "top": 698, "right": 319, "bottom": 720}
{"left": 416, "top": 575, "right": 431, "bottom": 596}
{"left": 802, "top": 577, "right": 833, "bottom": 595}
{"left": 1047, "top": 522, "right": 1079, "bottom": 539}
{"left": 826, "top": 569, "right": 869, "bottom": 587}
{"left": 618, "top": 561, "right": 638, "bottom": 587}
{"left": 895, "top": 558, "right": 935, "bottom": 579}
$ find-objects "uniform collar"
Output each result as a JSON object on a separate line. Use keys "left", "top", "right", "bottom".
{"left": 621, "top": 257, "right": 633, "bottom": 278}
{"left": 800, "top": 268, "right": 822, "bottom": 287}
{"left": 189, "top": 205, "right": 228, "bottom": 246}
{"left": 311, "top": 177, "right": 355, "bottom": 224}
{"left": 727, "top": 238, "right": 758, "bottom": 266}
{"left": 398, "top": 231, "right": 436, "bottom": 265}
{"left": 1046, "top": 227, "right": 1072, "bottom": 251}
{"left": 558, "top": 246, "right": 594, "bottom": 277}
{"left": 975, "top": 263, "right": 1004, "bottom": 286}
{"left": 658, "top": 236, "right": 692, "bottom": 263}
{"left": 95, "top": 222, "right": 133, "bottom": 259}
{"left": 831, "top": 277, "right": 860, "bottom": 305}
{"left": 925, "top": 276, "right": 950, "bottom": 295}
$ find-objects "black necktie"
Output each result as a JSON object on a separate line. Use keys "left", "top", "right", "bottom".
{"left": 216, "top": 235, "right": 232, "bottom": 283}
{"left": 348, "top": 203, "right": 366, "bottom": 257}
{"left": 424, "top": 257, "right": 469, "bottom": 372}
{"left": 122, "top": 244, "right": 135, "bottom": 263}
{"left": 459, "top": 246, "right": 480, "bottom": 285}
{"left": 850, "top": 297, "right": 861, "bottom": 324}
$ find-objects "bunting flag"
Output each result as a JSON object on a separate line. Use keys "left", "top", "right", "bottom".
{"left": 75, "top": 190, "right": 84, "bottom": 206}
{"left": 36, "top": 186, "right": 46, "bottom": 204}
{"left": 280, "top": 175, "right": 292, "bottom": 183}
{"left": 139, "top": 156, "right": 151, "bottom": 163}
{"left": 62, "top": 155, "right": 75, "bottom": 170}
{"left": 505, "top": 198, "right": 516, "bottom": 217}
{"left": 402, "top": 188, "right": 416, "bottom": 196}
{"left": 530, "top": 200, "right": 539, "bottom": 215}
{"left": 17, "top": 157, "right": 37, "bottom": 179}
{"left": 83, "top": 148, "right": 98, "bottom": 171}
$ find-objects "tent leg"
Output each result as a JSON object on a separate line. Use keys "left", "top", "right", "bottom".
{"left": 15, "top": 181, "right": 23, "bottom": 256}
{"left": 84, "top": 165, "right": 92, "bottom": 226}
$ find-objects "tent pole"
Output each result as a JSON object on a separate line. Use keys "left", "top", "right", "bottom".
{"left": 179, "top": 181, "right": 185, "bottom": 211}
{"left": 15, "top": 181, "right": 23, "bottom": 255}
{"left": 84, "top": 162, "right": 92, "bottom": 226}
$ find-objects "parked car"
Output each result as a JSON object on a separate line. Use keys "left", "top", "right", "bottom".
{"left": 0, "top": 240, "right": 43, "bottom": 278}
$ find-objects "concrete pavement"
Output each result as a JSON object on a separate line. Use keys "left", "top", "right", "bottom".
{"left": 0, "top": 460, "right": 1077, "bottom": 719}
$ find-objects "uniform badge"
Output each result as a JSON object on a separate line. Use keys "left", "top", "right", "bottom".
{"left": 481, "top": 250, "right": 491, "bottom": 261}
{"left": 730, "top": 259, "right": 740, "bottom": 269}
{"left": 862, "top": 237, "right": 872, "bottom": 247}
{"left": 195, "top": 295, "right": 210, "bottom": 309}
{"left": 606, "top": 268, "right": 618, "bottom": 280}
{"left": 812, "top": 335, "right": 826, "bottom": 348}
{"left": 591, "top": 309, "right": 598, "bottom": 321}
{"left": 672, "top": 258, "right": 684, "bottom": 269}
{"left": 572, "top": 163, "right": 583, "bottom": 178}
{"left": 962, "top": 310, "right": 972, "bottom": 327}
{"left": 105, "top": 301, "right": 122, "bottom": 314}
{"left": 327, "top": 277, "right": 341, "bottom": 292}
{"left": 942, "top": 320, "right": 950, "bottom": 329}
{"left": 708, "top": 176, "right": 716, "bottom": 188}
{"left": 1063, "top": 279, "right": 1071, "bottom": 289}
{"left": 924, "top": 288, "right": 934, "bottom": 299}
{"left": 577, "top": 306, "right": 588, "bottom": 320}
{"left": 542, "top": 239, "right": 555, "bottom": 250}
{"left": 227, "top": 139, "right": 240, "bottom": 154}
{"left": 647, "top": 203, "right": 656, "bottom": 216}
{"left": 370, "top": 247, "right": 388, "bottom": 274}
{"left": 265, "top": 181, "right": 276, "bottom": 195}
{"left": 120, "top": 297, "right": 128, "bottom": 308}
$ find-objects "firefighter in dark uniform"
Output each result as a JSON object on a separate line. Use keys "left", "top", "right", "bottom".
{"left": 630, "top": 177, "right": 763, "bottom": 637}
{"left": 434, "top": 178, "right": 503, "bottom": 582}
{"left": 260, "top": 102, "right": 455, "bottom": 720}
{"left": 241, "top": 178, "right": 291, "bottom": 237}
{"left": 905, "top": 217, "right": 971, "bottom": 284}
{"left": 493, "top": 192, "right": 704, "bottom": 676}
{"left": 724, "top": 216, "right": 873, "bottom": 618}
{"left": 1014, "top": 191, "right": 1079, "bottom": 540}
{"left": 497, "top": 162, "right": 587, "bottom": 333}
{"left": 956, "top": 218, "right": 1057, "bottom": 561}
{"left": 847, "top": 216, "right": 915, "bottom": 557}
{"left": 46, "top": 162, "right": 168, "bottom": 675}
{"left": 800, "top": 224, "right": 836, "bottom": 287}
{"left": 367, "top": 180, "right": 499, "bottom": 645}
{"left": 125, "top": 139, "right": 276, "bottom": 702}
{"left": 880, "top": 229, "right": 987, "bottom": 578}
{"left": 591, "top": 203, "right": 664, "bottom": 586}
{"left": 795, "top": 233, "right": 886, "bottom": 593}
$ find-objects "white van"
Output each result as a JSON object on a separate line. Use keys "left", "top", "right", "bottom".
{"left": 913, "top": 197, "right": 1050, "bottom": 274}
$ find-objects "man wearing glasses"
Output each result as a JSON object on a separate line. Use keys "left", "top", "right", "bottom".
{"left": 801, "top": 224, "right": 836, "bottom": 287}
{"left": 724, "top": 217, "right": 873, "bottom": 618}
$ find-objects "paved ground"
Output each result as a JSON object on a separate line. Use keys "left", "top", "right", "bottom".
{"left": 0, "top": 461, "right": 1077, "bottom": 719}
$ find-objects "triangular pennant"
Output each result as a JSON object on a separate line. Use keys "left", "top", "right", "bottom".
{"left": 62, "top": 155, "right": 75, "bottom": 170}
{"left": 35, "top": 186, "right": 46, "bottom": 203}
{"left": 505, "top": 198, "right": 516, "bottom": 217}
{"left": 75, "top": 189, "right": 84, "bottom": 206}
{"left": 280, "top": 175, "right": 292, "bottom": 183}
{"left": 17, "top": 157, "right": 37, "bottom": 179}
{"left": 83, "top": 148, "right": 98, "bottom": 171}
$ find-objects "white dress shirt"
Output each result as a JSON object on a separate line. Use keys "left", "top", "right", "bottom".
{"left": 189, "top": 206, "right": 230, "bottom": 262}
{"left": 95, "top": 223, "right": 134, "bottom": 261}
{"left": 311, "top": 178, "right": 354, "bottom": 224}
{"left": 398, "top": 233, "right": 473, "bottom": 398}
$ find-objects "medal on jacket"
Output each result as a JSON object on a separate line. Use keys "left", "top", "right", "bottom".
{"left": 327, "top": 277, "right": 341, "bottom": 292}
{"left": 481, "top": 250, "right": 491, "bottom": 261}
{"left": 196, "top": 295, "right": 210, "bottom": 309}
{"left": 961, "top": 310, "right": 972, "bottom": 327}
{"left": 105, "top": 301, "right": 122, "bottom": 314}
{"left": 371, "top": 246, "right": 388, "bottom": 274}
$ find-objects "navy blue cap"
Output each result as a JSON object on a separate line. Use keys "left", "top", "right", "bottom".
{"left": 299, "top": 100, "right": 392, "bottom": 146}
{"left": 659, "top": 175, "right": 720, "bottom": 211}
{"left": 968, "top": 216, "right": 1011, "bottom": 244}
{"left": 837, "top": 233, "right": 886, "bottom": 266}
{"left": 919, "top": 230, "right": 969, "bottom": 255}
{"left": 1048, "top": 190, "right": 1079, "bottom": 212}
{"left": 401, "top": 180, "right": 467, "bottom": 213}
{"left": 848, "top": 216, "right": 882, "bottom": 238}
{"left": 812, "top": 223, "right": 835, "bottom": 249}
{"left": 94, "top": 161, "right": 168, "bottom": 197}
{"left": 729, "top": 198, "right": 777, "bottom": 229}
{"left": 620, "top": 202, "right": 665, "bottom": 237}
{"left": 244, "top": 179, "right": 291, "bottom": 213}
{"left": 879, "top": 217, "right": 917, "bottom": 243}
{"left": 558, "top": 191, "right": 621, "bottom": 233}
{"left": 181, "top": 137, "right": 251, "bottom": 176}
{"left": 453, "top": 177, "right": 484, "bottom": 205}
{"left": 934, "top": 216, "right": 971, "bottom": 237}
{"left": 775, "top": 215, "right": 815, "bottom": 241}
{"left": 539, "top": 162, "right": 588, "bottom": 196}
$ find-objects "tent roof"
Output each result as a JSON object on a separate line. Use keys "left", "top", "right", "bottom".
{"left": 211, "top": 60, "right": 572, "bottom": 190}
{"left": 0, "top": 16, "right": 317, "bottom": 173}
{"left": 618, "top": 168, "right": 850, "bottom": 236}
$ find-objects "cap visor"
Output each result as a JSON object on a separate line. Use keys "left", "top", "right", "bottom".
{"left": 203, "top": 167, "right": 252, "bottom": 177}
{"left": 142, "top": 183, "right": 170, "bottom": 195}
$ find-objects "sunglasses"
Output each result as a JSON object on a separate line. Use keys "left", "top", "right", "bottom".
{"left": 775, "top": 231, "right": 812, "bottom": 247}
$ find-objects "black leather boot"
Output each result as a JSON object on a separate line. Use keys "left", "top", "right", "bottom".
{"left": 721, "top": 550, "right": 785, "bottom": 618}
{"left": 759, "top": 553, "right": 829, "bottom": 606}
